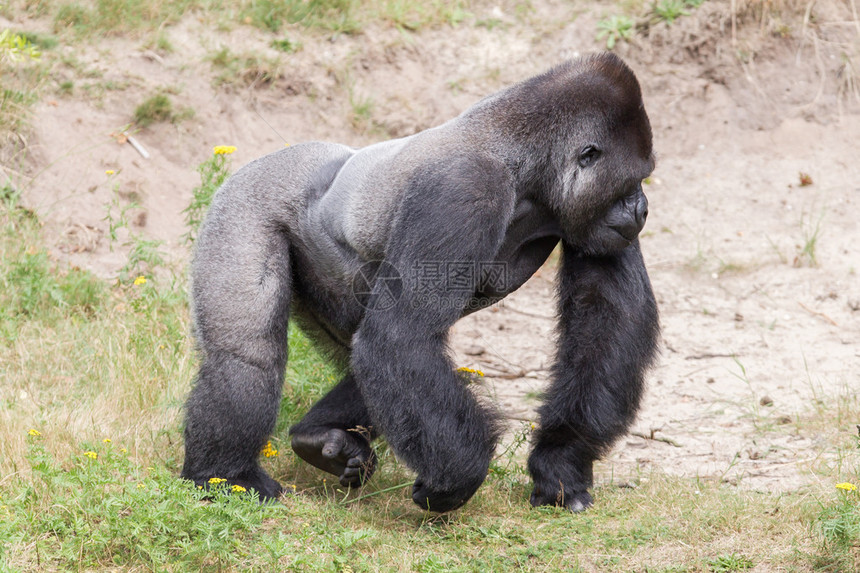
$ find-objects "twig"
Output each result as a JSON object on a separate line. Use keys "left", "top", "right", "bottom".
{"left": 125, "top": 134, "right": 150, "bottom": 159}
{"left": 631, "top": 431, "right": 683, "bottom": 448}
{"left": 685, "top": 352, "right": 736, "bottom": 360}
{"left": 501, "top": 304, "right": 554, "bottom": 320}
{"left": 342, "top": 481, "right": 413, "bottom": 504}
{"left": 797, "top": 301, "right": 839, "bottom": 326}
{"left": 482, "top": 368, "right": 529, "bottom": 379}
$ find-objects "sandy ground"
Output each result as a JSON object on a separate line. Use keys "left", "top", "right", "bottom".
{"left": 3, "top": 0, "right": 859, "bottom": 491}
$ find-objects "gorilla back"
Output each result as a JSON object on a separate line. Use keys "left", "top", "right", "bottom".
{"left": 182, "top": 52, "right": 659, "bottom": 513}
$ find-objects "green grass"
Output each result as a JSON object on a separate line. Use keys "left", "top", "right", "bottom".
{"left": 25, "top": 0, "right": 475, "bottom": 38}
{"left": 133, "top": 93, "right": 175, "bottom": 127}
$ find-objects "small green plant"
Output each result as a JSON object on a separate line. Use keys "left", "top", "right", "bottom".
{"left": 133, "top": 93, "right": 173, "bottom": 127}
{"left": 350, "top": 90, "right": 374, "bottom": 128}
{"left": 706, "top": 553, "right": 754, "bottom": 572}
{"left": 0, "top": 29, "right": 41, "bottom": 62}
{"left": 0, "top": 30, "right": 42, "bottom": 135}
{"left": 209, "top": 47, "right": 282, "bottom": 87}
{"left": 271, "top": 37, "right": 301, "bottom": 52}
{"left": 103, "top": 173, "right": 167, "bottom": 282}
{"left": 182, "top": 146, "right": 237, "bottom": 243}
{"left": 813, "top": 482, "right": 860, "bottom": 569}
{"left": 653, "top": 0, "right": 688, "bottom": 23}
{"left": 58, "top": 79, "right": 74, "bottom": 95}
{"left": 794, "top": 209, "right": 824, "bottom": 267}
{"left": 596, "top": 15, "right": 635, "bottom": 49}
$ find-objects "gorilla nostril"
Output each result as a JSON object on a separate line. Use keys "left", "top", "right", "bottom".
{"left": 636, "top": 195, "right": 649, "bottom": 227}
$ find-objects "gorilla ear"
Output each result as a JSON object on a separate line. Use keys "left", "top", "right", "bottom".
{"left": 577, "top": 145, "right": 602, "bottom": 168}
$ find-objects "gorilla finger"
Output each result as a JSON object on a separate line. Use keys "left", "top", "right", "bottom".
{"left": 321, "top": 429, "right": 347, "bottom": 459}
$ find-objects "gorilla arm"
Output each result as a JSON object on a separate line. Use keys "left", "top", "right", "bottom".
{"left": 528, "top": 240, "right": 659, "bottom": 511}
{"left": 349, "top": 155, "right": 515, "bottom": 512}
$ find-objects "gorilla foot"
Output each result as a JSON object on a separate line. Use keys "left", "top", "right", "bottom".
{"left": 186, "top": 465, "right": 284, "bottom": 502}
{"left": 530, "top": 486, "right": 593, "bottom": 513}
{"left": 291, "top": 428, "right": 376, "bottom": 487}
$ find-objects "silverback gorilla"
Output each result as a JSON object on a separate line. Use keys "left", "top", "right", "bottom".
{"left": 181, "top": 52, "right": 659, "bottom": 513}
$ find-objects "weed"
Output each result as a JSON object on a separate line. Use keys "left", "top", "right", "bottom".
{"left": 706, "top": 553, "right": 754, "bottom": 571}
{"left": 812, "top": 483, "right": 860, "bottom": 571}
{"left": 794, "top": 208, "right": 824, "bottom": 267}
{"left": 239, "top": 0, "right": 360, "bottom": 34}
{"left": 0, "top": 30, "right": 42, "bottom": 135}
{"left": 597, "top": 15, "right": 635, "bottom": 49}
{"left": 182, "top": 146, "right": 236, "bottom": 243}
{"left": 16, "top": 30, "right": 59, "bottom": 50}
{"left": 133, "top": 93, "right": 173, "bottom": 127}
{"left": 102, "top": 175, "right": 167, "bottom": 282}
{"left": 349, "top": 89, "right": 375, "bottom": 129}
{"left": 209, "top": 47, "right": 283, "bottom": 88}
{"left": 476, "top": 17, "right": 506, "bottom": 30}
{"left": 152, "top": 30, "right": 174, "bottom": 53}
{"left": 57, "top": 79, "right": 74, "bottom": 95}
{"left": 271, "top": 37, "right": 302, "bottom": 52}
{"left": 653, "top": 0, "right": 689, "bottom": 23}
{"left": 0, "top": 29, "right": 41, "bottom": 62}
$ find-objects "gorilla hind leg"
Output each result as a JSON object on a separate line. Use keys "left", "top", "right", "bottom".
{"left": 290, "top": 374, "right": 377, "bottom": 487}
{"left": 182, "top": 206, "right": 293, "bottom": 501}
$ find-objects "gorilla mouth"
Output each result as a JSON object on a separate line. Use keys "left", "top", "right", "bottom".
{"left": 611, "top": 226, "right": 637, "bottom": 243}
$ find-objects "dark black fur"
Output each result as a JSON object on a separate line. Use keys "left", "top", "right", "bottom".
{"left": 181, "top": 52, "right": 659, "bottom": 513}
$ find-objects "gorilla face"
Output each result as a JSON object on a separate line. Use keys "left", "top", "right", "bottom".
{"left": 556, "top": 124, "right": 654, "bottom": 256}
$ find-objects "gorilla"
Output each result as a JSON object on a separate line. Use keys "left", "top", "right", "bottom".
{"left": 181, "top": 52, "right": 659, "bottom": 513}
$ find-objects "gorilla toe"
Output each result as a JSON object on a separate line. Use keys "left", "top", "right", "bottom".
{"left": 231, "top": 468, "right": 284, "bottom": 502}
{"left": 530, "top": 487, "right": 593, "bottom": 513}
{"left": 291, "top": 428, "right": 376, "bottom": 487}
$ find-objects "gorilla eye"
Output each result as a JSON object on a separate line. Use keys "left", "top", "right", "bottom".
{"left": 578, "top": 145, "right": 602, "bottom": 168}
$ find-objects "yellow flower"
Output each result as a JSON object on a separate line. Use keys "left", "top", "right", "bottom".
{"left": 208, "top": 477, "right": 226, "bottom": 484}
{"left": 133, "top": 275, "right": 147, "bottom": 286}
{"left": 261, "top": 441, "right": 279, "bottom": 458}
{"left": 120, "top": 447, "right": 128, "bottom": 454}
{"left": 105, "top": 170, "right": 115, "bottom": 175}
{"left": 136, "top": 483, "right": 146, "bottom": 489}
{"left": 213, "top": 145, "right": 237, "bottom": 155}
{"left": 456, "top": 366, "right": 484, "bottom": 377}
{"left": 27, "top": 429, "right": 41, "bottom": 437}
{"left": 231, "top": 485, "right": 247, "bottom": 493}
{"left": 836, "top": 482, "right": 858, "bottom": 492}
{"left": 84, "top": 451, "right": 97, "bottom": 460}
{"left": 103, "top": 438, "right": 111, "bottom": 443}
